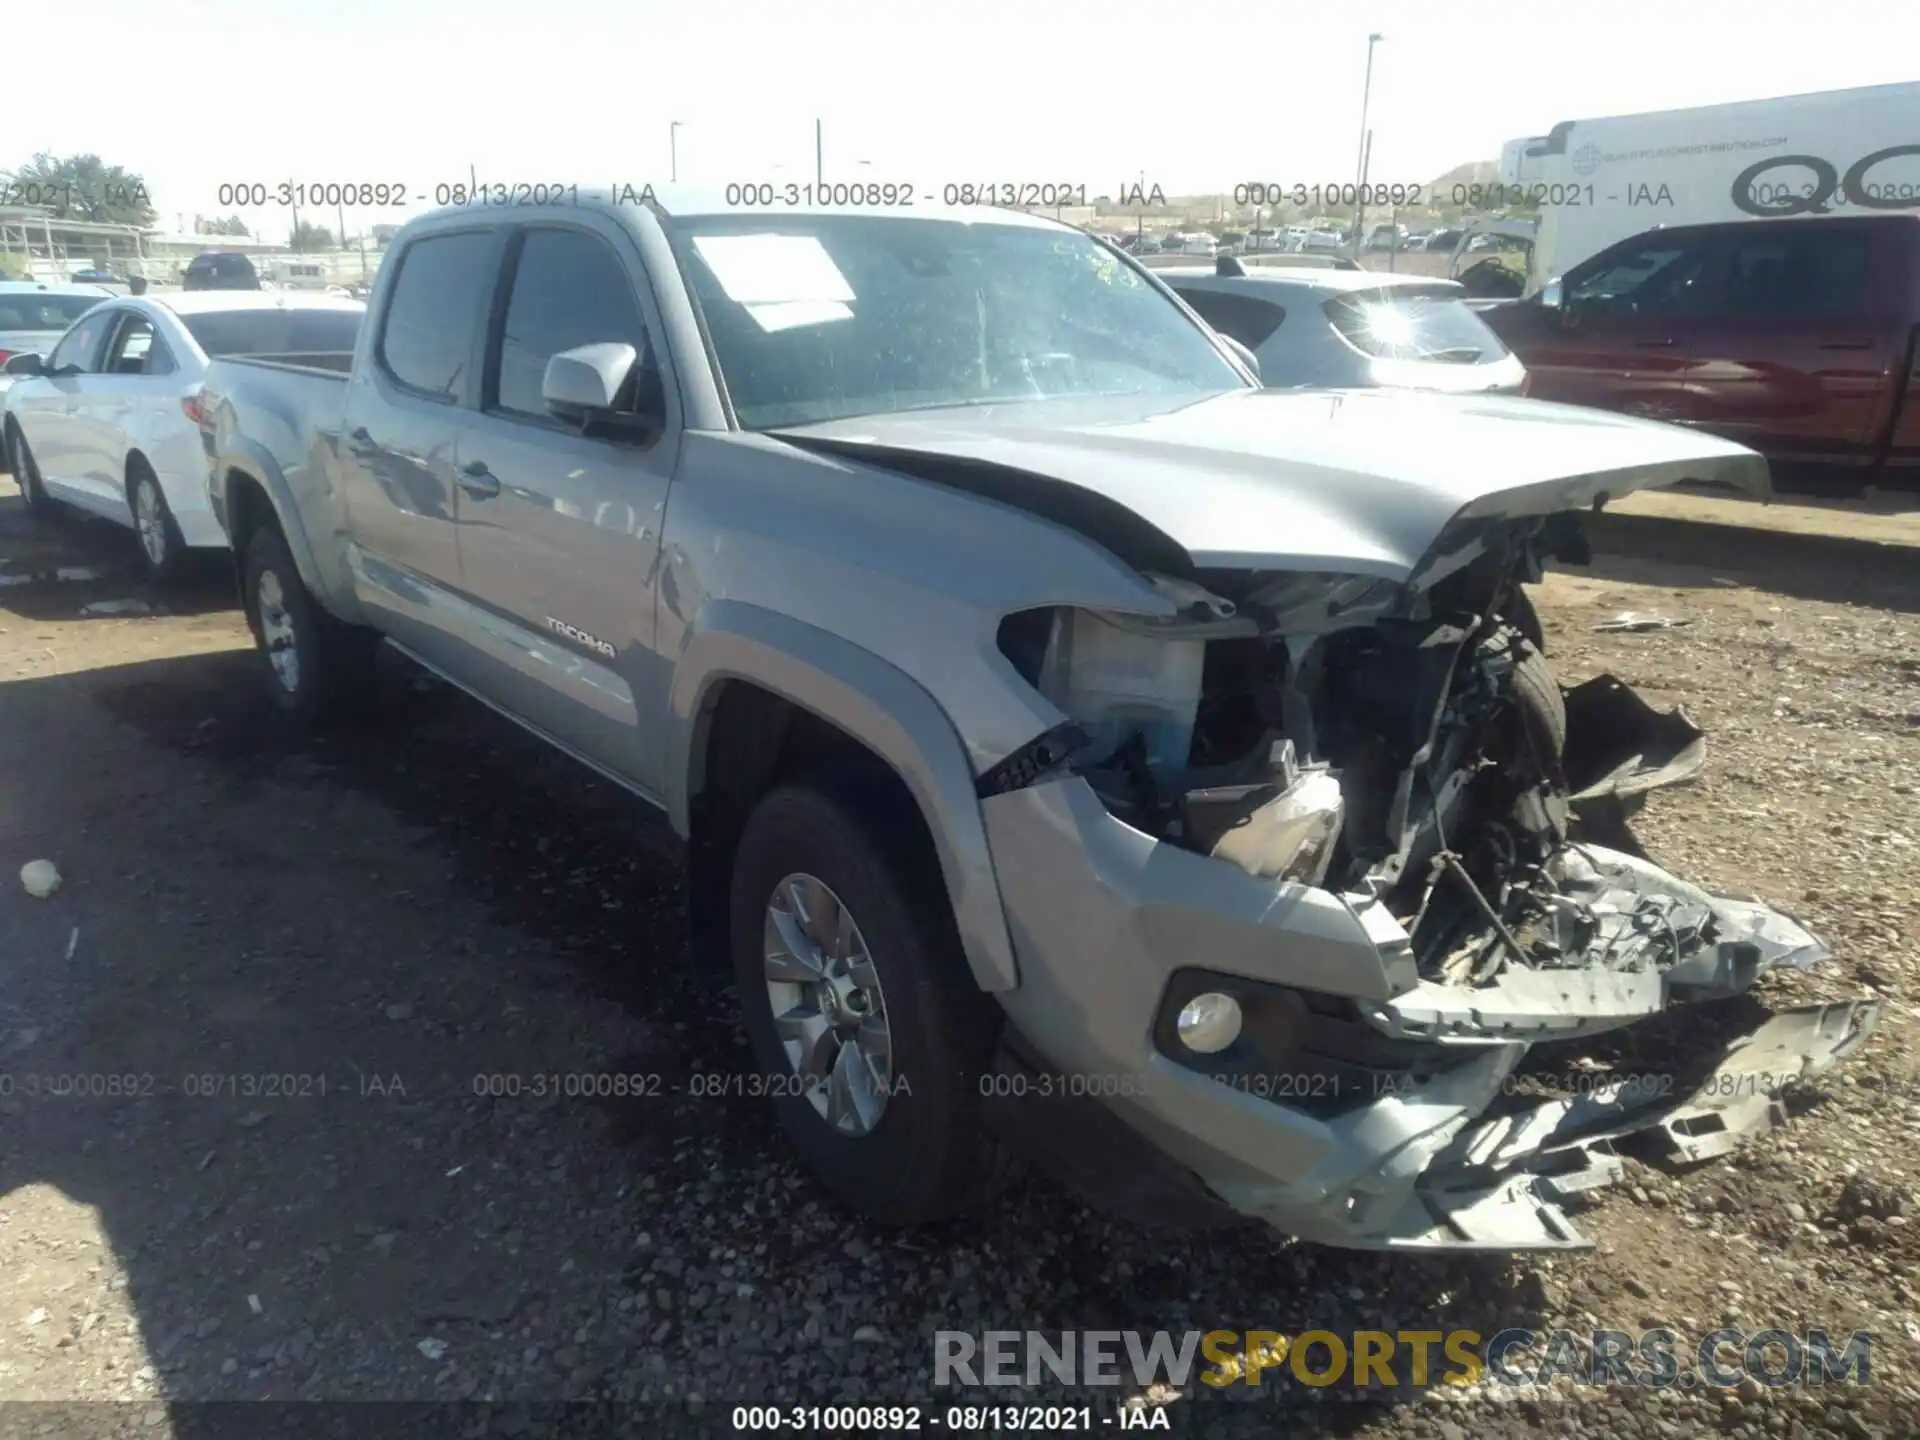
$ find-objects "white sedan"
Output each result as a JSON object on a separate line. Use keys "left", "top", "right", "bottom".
{"left": 2, "top": 292, "right": 364, "bottom": 580}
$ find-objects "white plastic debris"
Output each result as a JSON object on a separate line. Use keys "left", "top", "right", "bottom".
{"left": 417, "top": 1338, "right": 449, "bottom": 1360}
{"left": 1592, "top": 611, "right": 1691, "bottom": 633}
{"left": 80, "top": 598, "right": 152, "bottom": 617}
{"left": 247, "top": 1294, "right": 263, "bottom": 1315}
{"left": 20, "top": 860, "right": 61, "bottom": 899}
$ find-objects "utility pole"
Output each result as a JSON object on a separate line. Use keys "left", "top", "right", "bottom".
{"left": 1356, "top": 129, "right": 1374, "bottom": 257}
{"left": 670, "top": 121, "right": 682, "bottom": 182}
{"left": 1351, "top": 33, "right": 1383, "bottom": 257}
{"left": 815, "top": 119, "right": 824, "bottom": 186}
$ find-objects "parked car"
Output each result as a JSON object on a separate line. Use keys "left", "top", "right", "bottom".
{"left": 3, "top": 292, "right": 364, "bottom": 578}
{"left": 1304, "top": 228, "right": 1344, "bottom": 253}
{"left": 69, "top": 269, "right": 126, "bottom": 288}
{"left": 1480, "top": 213, "right": 1920, "bottom": 484}
{"left": 0, "top": 282, "right": 117, "bottom": 399}
{"left": 181, "top": 251, "right": 263, "bottom": 292}
{"left": 197, "top": 188, "right": 1875, "bottom": 1254}
{"left": 1163, "top": 262, "right": 1529, "bottom": 395}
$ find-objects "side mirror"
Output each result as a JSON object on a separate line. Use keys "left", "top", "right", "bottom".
{"left": 1219, "top": 335, "right": 1262, "bottom": 383}
{"left": 541, "top": 342, "right": 662, "bottom": 438}
{"left": 1539, "top": 276, "right": 1565, "bottom": 311}
{"left": 4, "top": 352, "right": 46, "bottom": 378}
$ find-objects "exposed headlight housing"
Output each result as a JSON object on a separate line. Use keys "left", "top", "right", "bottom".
{"left": 1034, "top": 608, "right": 1206, "bottom": 772}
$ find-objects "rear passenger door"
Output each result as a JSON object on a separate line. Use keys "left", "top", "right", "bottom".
{"left": 79, "top": 310, "right": 184, "bottom": 514}
{"left": 338, "top": 226, "right": 502, "bottom": 671}
{"left": 1677, "top": 225, "right": 1888, "bottom": 465}
{"left": 449, "top": 219, "right": 679, "bottom": 797}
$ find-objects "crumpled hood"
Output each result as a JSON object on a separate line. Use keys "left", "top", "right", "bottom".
{"left": 775, "top": 388, "right": 1769, "bottom": 582}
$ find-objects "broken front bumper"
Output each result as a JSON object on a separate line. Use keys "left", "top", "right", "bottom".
{"left": 979, "top": 773, "right": 1882, "bottom": 1252}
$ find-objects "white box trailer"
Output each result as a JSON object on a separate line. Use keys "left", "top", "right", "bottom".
{"left": 1497, "top": 81, "right": 1920, "bottom": 294}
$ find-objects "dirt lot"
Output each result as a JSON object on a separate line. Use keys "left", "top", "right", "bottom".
{"left": 1, "top": 480, "right": 1916, "bottom": 1439}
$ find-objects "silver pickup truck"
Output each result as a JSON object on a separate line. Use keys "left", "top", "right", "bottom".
{"left": 199, "top": 188, "right": 1879, "bottom": 1254}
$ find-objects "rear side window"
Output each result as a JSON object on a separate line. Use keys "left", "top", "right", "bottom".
{"left": 490, "top": 228, "right": 652, "bottom": 420}
{"left": 1171, "top": 287, "right": 1287, "bottom": 350}
{"left": 0, "top": 293, "right": 110, "bottom": 331}
{"left": 1324, "top": 288, "right": 1511, "bottom": 364}
{"left": 184, "top": 254, "right": 260, "bottom": 290}
{"left": 1721, "top": 231, "right": 1871, "bottom": 319}
{"left": 377, "top": 231, "right": 496, "bottom": 399}
{"left": 181, "top": 309, "right": 364, "bottom": 356}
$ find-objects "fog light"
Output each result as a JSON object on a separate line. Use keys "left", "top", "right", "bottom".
{"left": 1176, "top": 992, "right": 1243, "bottom": 1054}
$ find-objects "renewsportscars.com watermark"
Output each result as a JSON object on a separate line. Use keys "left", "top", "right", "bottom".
{"left": 935, "top": 1327, "right": 1874, "bottom": 1391}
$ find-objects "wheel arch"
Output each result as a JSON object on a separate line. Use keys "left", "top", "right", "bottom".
{"left": 668, "top": 600, "right": 1020, "bottom": 995}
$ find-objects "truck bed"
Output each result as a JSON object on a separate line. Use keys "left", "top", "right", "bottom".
{"left": 214, "top": 351, "right": 355, "bottom": 377}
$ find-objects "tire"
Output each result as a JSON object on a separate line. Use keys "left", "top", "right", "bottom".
{"left": 127, "top": 459, "right": 187, "bottom": 583}
{"left": 1511, "top": 638, "right": 1567, "bottom": 763}
{"left": 729, "top": 774, "right": 1008, "bottom": 1227}
{"left": 6, "top": 422, "right": 56, "bottom": 521}
{"left": 241, "top": 524, "right": 378, "bottom": 725}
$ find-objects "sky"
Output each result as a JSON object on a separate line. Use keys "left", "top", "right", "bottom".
{"left": 4, "top": 0, "right": 1915, "bottom": 242}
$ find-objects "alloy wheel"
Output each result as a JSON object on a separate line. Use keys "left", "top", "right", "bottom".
{"left": 255, "top": 568, "right": 300, "bottom": 693}
{"left": 134, "top": 477, "right": 168, "bottom": 567}
{"left": 763, "top": 872, "right": 894, "bottom": 1137}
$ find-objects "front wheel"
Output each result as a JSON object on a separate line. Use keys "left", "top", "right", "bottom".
{"left": 241, "top": 525, "right": 378, "bottom": 725}
{"left": 729, "top": 775, "right": 1009, "bottom": 1226}
{"left": 6, "top": 423, "right": 56, "bottom": 521}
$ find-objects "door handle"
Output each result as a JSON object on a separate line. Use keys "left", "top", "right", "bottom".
{"left": 457, "top": 459, "right": 501, "bottom": 498}
{"left": 1818, "top": 340, "right": 1872, "bottom": 351}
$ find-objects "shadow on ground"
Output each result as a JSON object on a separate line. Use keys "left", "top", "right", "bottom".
{"left": 1, "top": 645, "right": 1520, "bottom": 1438}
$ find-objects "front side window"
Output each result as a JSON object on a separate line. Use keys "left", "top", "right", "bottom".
{"left": 491, "top": 228, "right": 652, "bottom": 421}
{"left": 669, "top": 215, "right": 1246, "bottom": 430}
{"left": 377, "top": 231, "right": 496, "bottom": 399}
{"left": 1567, "top": 240, "right": 1714, "bottom": 316}
{"left": 47, "top": 308, "right": 116, "bottom": 374}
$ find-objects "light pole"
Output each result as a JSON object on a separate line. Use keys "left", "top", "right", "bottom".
{"left": 669, "top": 121, "right": 683, "bottom": 183}
{"left": 1352, "top": 32, "right": 1383, "bottom": 255}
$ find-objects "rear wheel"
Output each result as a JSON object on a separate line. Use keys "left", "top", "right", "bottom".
{"left": 241, "top": 525, "right": 378, "bottom": 725}
{"left": 729, "top": 773, "right": 1009, "bottom": 1226}
{"left": 6, "top": 423, "right": 56, "bottom": 521}
{"left": 128, "top": 460, "right": 187, "bottom": 582}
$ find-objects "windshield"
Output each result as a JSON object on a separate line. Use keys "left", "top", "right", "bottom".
{"left": 180, "top": 308, "right": 363, "bottom": 356}
{"left": 667, "top": 215, "right": 1246, "bottom": 429}
{"left": 0, "top": 294, "right": 105, "bottom": 332}
{"left": 1324, "top": 287, "right": 1511, "bottom": 364}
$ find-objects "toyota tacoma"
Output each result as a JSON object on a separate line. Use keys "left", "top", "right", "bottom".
{"left": 197, "top": 188, "right": 1881, "bottom": 1252}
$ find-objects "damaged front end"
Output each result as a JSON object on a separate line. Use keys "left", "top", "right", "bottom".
{"left": 986, "top": 512, "right": 1882, "bottom": 1251}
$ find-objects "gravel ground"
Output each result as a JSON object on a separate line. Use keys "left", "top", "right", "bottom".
{"left": 1, "top": 484, "right": 1916, "bottom": 1439}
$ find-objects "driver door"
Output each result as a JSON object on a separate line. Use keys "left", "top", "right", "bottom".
{"left": 1512, "top": 234, "right": 1719, "bottom": 417}
{"left": 15, "top": 307, "right": 118, "bottom": 509}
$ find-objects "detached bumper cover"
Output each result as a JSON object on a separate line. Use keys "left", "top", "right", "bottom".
{"left": 982, "top": 773, "right": 1883, "bottom": 1254}
{"left": 1351, "top": 998, "right": 1883, "bottom": 1251}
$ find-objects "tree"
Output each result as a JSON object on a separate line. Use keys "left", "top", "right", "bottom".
{"left": 290, "top": 220, "right": 336, "bottom": 251}
{"left": 1, "top": 152, "right": 156, "bottom": 225}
